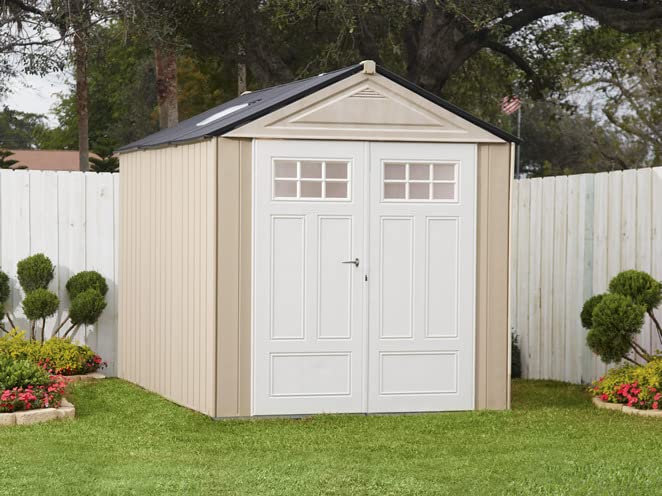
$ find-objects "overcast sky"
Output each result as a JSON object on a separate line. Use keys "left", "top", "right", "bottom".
{"left": 3, "top": 71, "right": 70, "bottom": 126}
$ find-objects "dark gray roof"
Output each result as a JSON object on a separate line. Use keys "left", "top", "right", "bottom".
{"left": 118, "top": 62, "right": 518, "bottom": 152}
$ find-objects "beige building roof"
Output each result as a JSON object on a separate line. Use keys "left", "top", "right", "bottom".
{"left": 9, "top": 150, "right": 99, "bottom": 171}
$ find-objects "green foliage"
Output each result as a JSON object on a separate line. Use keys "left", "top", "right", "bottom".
{"left": 0, "top": 269, "right": 9, "bottom": 304}
{"left": 16, "top": 253, "right": 54, "bottom": 293}
{"left": 587, "top": 293, "right": 646, "bottom": 364}
{"left": 608, "top": 270, "right": 662, "bottom": 313}
{"left": 89, "top": 151, "right": 119, "bottom": 173}
{"left": 590, "top": 358, "right": 662, "bottom": 409}
{"left": 0, "top": 330, "right": 102, "bottom": 375}
{"left": 511, "top": 332, "right": 522, "bottom": 379}
{"left": 21, "top": 288, "right": 59, "bottom": 321}
{"left": 69, "top": 289, "right": 107, "bottom": 326}
{"left": 0, "top": 355, "right": 50, "bottom": 390}
{"left": 0, "top": 106, "right": 49, "bottom": 149}
{"left": 66, "top": 271, "right": 108, "bottom": 300}
{"left": 580, "top": 294, "right": 606, "bottom": 330}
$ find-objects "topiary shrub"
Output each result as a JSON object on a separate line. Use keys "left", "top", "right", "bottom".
{"left": 0, "top": 270, "right": 9, "bottom": 306}
{"left": 16, "top": 254, "right": 54, "bottom": 293}
{"left": 22, "top": 288, "right": 59, "bottom": 322}
{"left": 587, "top": 293, "right": 647, "bottom": 364}
{"left": 581, "top": 293, "right": 606, "bottom": 330}
{"left": 65, "top": 271, "right": 108, "bottom": 300}
{"left": 62, "top": 289, "right": 107, "bottom": 339}
{"left": 21, "top": 288, "right": 60, "bottom": 341}
{"left": 609, "top": 270, "right": 662, "bottom": 312}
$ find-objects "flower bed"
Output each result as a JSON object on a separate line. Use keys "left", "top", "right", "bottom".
{"left": 590, "top": 358, "right": 662, "bottom": 413}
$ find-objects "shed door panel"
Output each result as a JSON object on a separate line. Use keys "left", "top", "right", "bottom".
{"left": 253, "top": 140, "right": 366, "bottom": 415}
{"left": 368, "top": 142, "right": 476, "bottom": 412}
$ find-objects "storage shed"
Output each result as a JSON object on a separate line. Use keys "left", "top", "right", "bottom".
{"left": 117, "top": 61, "right": 517, "bottom": 417}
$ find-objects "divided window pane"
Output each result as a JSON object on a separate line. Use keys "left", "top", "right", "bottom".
{"left": 273, "top": 159, "right": 350, "bottom": 200}
{"left": 383, "top": 161, "right": 457, "bottom": 201}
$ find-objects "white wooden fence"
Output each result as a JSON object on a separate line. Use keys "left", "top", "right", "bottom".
{"left": 0, "top": 169, "right": 119, "bottom": 375}
{"left": 511, "top": 167, "right": 662, "bottom": 384}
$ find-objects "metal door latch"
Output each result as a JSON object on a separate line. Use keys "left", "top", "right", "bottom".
{"left": 342, "top": 258, "right": 360, "bottom": 267}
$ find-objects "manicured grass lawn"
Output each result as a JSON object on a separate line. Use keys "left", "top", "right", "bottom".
{"left": 2, "top": 379, "right": 662, "bottom": 495}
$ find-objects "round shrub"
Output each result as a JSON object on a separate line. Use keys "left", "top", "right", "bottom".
{"left": 581, "top": 293, "right": 606, "bottom": 330}
{"left": 16, "top": 254, "right": 54, "bottom": 293}
{"left": 588, "top": 293, "right": 646, "bottom": 364}
{"left": 22, "top": 288, "right": 59, "bottom": 321}
{"left": 609, "top": 270, "right": 662, "bottom": 313}
{"left": 0, "top": 269, "right": 9, "bottom": 304}
{"left": 66, "top": 271, "right": 108, "bottom": 299}
{"left": 69, "top": 288, "right": 107, "bottom": 326}
{"left": 0, "top": 355, "right": 50, "bottom": 390}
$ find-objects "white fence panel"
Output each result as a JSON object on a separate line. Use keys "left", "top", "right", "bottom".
{"left": 0, "top": 169, "right": 119, "bottom": 375}
{"left": 513, "top": 167, "right": 662, "bottom": 383}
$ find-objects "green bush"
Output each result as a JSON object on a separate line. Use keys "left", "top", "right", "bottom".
{"left": 69, "top": 289, "right": 107, "bottom": 326}
{"left": 0, "top": 355, "right": 50, "bottom": 390}
{"left": 587, "top": 293, "right": 646, "bottom": 364}
{"left": 66, "top": 271, "right": 108, "bottom": 299}
{"left": 591, "top": 359, "right": 662, "bottom": 409}
{"left": 0, "top": 269, "right": 9, "bottom": 304}
{"left": 16, "top": 254, "right": 54, "bottom": 293}
{"left": 609, "top": 270, "right": 662, "bottom": 313}
{"left": 511, "top": 332, "right": 522, "bottom": 378}
{"left": 0, "top": 330, "right": 103, "bottom": 375}
{"left": 581, "top": 293, "right": 606, "bottom": 330}
{"left": 22, "top": 288, "right": 60, "bottom": 321}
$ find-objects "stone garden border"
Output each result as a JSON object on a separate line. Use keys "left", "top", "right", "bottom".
{"left": 592, "top": 397, "right": 662, "bottom": 417}
{"left": 0, "top": 372, "right": 105, "bottom": 427}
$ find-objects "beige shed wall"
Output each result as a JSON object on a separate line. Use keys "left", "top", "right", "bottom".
{"left": 216, "top": 138, "right": 253, "bottom": 417}
{"left": 118, "top": 141, "right": 218, "bottom": 416}
{"left": 475, "top": 143, "right": 513, "bottom": 410}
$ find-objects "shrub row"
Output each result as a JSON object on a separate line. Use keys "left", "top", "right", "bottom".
{"left": 0, "top": 330, "right": 105, "bottom": 376}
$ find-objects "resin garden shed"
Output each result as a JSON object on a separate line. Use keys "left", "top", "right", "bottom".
{"left": 117, "top": 61, "right": 517, "bottom": 417}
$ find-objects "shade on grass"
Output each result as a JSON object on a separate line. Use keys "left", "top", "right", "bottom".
{"left": 2, "top": 379, "right": 662, "bottom": 495}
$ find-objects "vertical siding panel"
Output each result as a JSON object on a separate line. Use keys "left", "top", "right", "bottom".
{"left": 564, "top": 175, "right": 581, "bottom": 383}
{"left": 527, "top": 178, "right": 542, "bottom": 378}
{"left": 515, "top": 179, "right": 530, "bottom": 378}
{"left": 634, "top": 169, "right": 652, "bottom": 354}
{"left": 579, "top": 174, "right": 594, "bottom": 383}
{"left": 475, "top": 147, "right": 490, "bottom": 408}
{"left": 652, "top": 169, "right": 662, "bottom": 352}
{"left": 207, "top": 141, "right": 218, "bottom": 416}
{"left": 551, "top": 177, "right": 567, "bottom": 379}
{"left": 239, "top": 139, "right": 253, "bottom": 415}
{"left": 592, "top": 173, "right": 609, "bottom": 378}
{"left": 539, "top": 179, "right": 555, "bottom": 379}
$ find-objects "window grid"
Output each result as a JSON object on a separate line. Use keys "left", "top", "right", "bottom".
{"left": 273, "top": 160, "right": 350, "bottom": 200}
{"left": 383, "top": 162, "right": 457, "bottom": 202}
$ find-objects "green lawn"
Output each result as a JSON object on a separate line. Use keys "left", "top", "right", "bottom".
{"left": 1, "top": 379, "right": 662, "bottom": 495}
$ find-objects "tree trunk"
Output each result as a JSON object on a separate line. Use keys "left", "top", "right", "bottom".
{"left": 73, "top": 28, "right": 89, "bottom": 171}
{"left": 155, "top": 45, "right": 179, "bottom": 129}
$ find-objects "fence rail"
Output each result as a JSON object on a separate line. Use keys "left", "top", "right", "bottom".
{"left": 0, "top": 169, "right": 119, "bottom": 375}
{"left": 511, "top": 167, "right": 662, "bottom": 384}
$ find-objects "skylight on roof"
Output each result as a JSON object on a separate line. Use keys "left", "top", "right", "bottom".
{"left": 196, "top": 103, "right": 249, "bottom": 127}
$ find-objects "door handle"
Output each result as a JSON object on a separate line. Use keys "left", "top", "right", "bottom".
{"left": 342, "top": 258, "right": 360, "bottom": 267}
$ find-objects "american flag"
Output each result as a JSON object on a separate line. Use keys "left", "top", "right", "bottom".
{"left": 501, "top": 96, "right": 521, "bottom": 115}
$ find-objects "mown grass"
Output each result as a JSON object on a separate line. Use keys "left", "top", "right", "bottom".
{"left": 1, "top": 379, "right": 661, "bottom": 495}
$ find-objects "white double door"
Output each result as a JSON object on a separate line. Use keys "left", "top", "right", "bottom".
{"left": 253, "top": 140, "right": 476, "bottom": 415}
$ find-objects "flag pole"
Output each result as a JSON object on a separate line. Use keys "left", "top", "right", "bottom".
{"left": 515, "top": 105, "right": 522, "bottom": 178}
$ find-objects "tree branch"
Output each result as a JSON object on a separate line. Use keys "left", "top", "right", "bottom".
{"left": 484, "top": 39, "right": 545, "bottom": 97}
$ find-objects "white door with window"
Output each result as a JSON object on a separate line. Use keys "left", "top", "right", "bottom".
{"left": 253, "top": 140, "right": 475, "bottom": 415}
{"left": 253, "top": 140, "right": 366, "bottom": 415}
{"left": 367, "top": 142, "right": 475, "bottom": 412}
